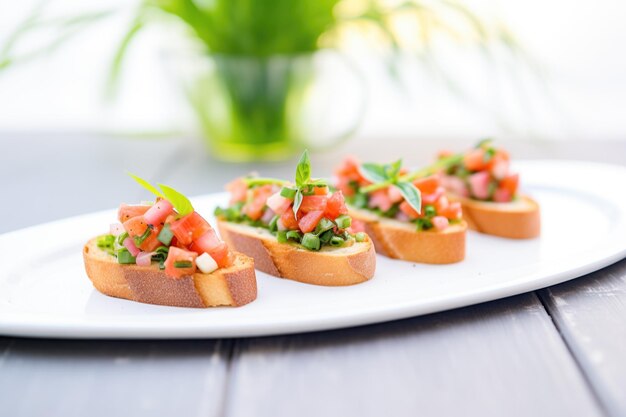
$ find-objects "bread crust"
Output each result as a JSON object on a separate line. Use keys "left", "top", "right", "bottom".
{"left": 83, "top": 238, "right": 257, "bottom": 308}
{"left": 348, "top": 207, "right": 466, "bottom": 264}
{"left": 217, "top": 220, "right": 376, "bottom": 286}
{"left": 449, "top": 194, "right": 541, "bottom": 239}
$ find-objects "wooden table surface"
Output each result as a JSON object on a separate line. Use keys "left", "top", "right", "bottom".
{"left": 1, "top": 133, "right": 625, "bottom": 417}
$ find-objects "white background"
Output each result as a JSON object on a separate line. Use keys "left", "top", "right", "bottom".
{"left": 0, "top": 0, "right": 625, "bottom": 142}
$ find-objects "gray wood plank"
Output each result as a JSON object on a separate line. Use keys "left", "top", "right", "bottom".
{"left": 0, "top": 338, "right": 231, "bottom": 417}
{"left": 540, "top": 258, "right": 626, "bottom": 417}
{"left": 224, "top": 293, "right": 602, "bottom": 417}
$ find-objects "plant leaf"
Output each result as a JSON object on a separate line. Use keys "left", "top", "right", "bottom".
{"left": 359, "top": 162, "right": 388, "bottom": 183}
{"left": 158, "top": 184, "right": 194, "bottom": 216}
{"left": 292, "top": 189, "right": 303, "bottom": 219}
{"left": 387, "top": 159, "right": 402, "bottom": 180}
{"left": 396, "top": 181, "right": 422, "bottom": 214}
{"left": 128, "top": 172, "right": 164, "bottom": 198}
{"left": 295, "top": 149, "right": 311, "bottom": 187}
{"left": 475, "top": 138, "right": 493, "bottom": 148}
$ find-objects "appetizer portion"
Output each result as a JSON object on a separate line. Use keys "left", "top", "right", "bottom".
{"left": 83, "top": 175, "right": 257, "bottom": 308}
{"left": 334, "top": 156, "right": 466, "bottom": 264}
{"left": 215, "top": 150, "right": 376, "bottom": 286}
{"left": 436, "top": 139, "right": 540, "bottom": 239}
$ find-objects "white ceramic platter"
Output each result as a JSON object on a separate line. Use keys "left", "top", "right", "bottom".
{"left": 1, "top": 160, "right": 625, "bottom": 339}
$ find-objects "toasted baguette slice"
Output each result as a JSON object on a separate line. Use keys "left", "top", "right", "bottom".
{"left": 83, "top": 238, "right": 257, "bottom": 308}
{"left": 448, "top": 193, "right": 540, "bottom": 239}
{"left": 348, "top": 207, "right": 466, "bottom": 264}
{"left": 216, "top": 220, "right": 376, "bottom": 286}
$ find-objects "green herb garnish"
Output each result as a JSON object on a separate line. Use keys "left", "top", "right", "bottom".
{"left": 128, "top": 173, "right": 194, "bottom": 217}
{"left": 157, "top": 223, "right": 174, "bottom": 246}
{"left": 359, "top": 159, "right": 422, "bottom": 215}
{"left": 173, "top": 261, "right": 193, "bottom": 268}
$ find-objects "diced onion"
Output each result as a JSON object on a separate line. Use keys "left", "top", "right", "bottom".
{"left": 196, "top": 252, "right": 218, "bottom": 274}
{"left": 136, "top": 251, "right": 154, "bottom": 266}
{"left": 260, "top": 208, "right": 276, "bottom": 225}
{"left": 123, "top": 237, "right": 141, "bottom": 257}
{"left": 432, "top": 216, "right": 449, "bottom": 231}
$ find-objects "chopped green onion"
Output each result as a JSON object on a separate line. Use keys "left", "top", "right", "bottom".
{"left": 269, "top": 215, "right": 280, "bottom": 232}
{"left": 286, "top": 230, "right": 303, "bottom": 241}
{"left": 277, "top": 231, "right": 288, "bottom": 243}
{"left": 117, "top": 249, "right": 136, "bottom": 264}
{"left": 330, "top": 236, "right": 345, "bottom": 247}
{"left": 133, "top": 225, "right": 153, "bottom": 246}
{"left": 319, "top": 230, "right": 333, "bottom": 244}
{"left": 117, "top": 231, "right": 129, "bottom": 246}
{"left": 315, "top": 218, "right": 335, "bottom": 235}
{"left": 424, "top": 205, "right": 436, "bottom": 218}
{"left": 487, "top": 181, "right": 498, "bottom": 200}
{"left": 335, "top": 215, "right": 351, "bottom": 229}
{"left": 280, "top": 187, "right": 298, "bottom": 199}
{"left": 97, "top": 234, "right": 115, "bottom": 248}
{"left": 156, "top": 223, "right": 173, "bottom": 245}
{"left": 173, "top": 261, "right": 193, "bottom": 268}
{"left": 355, "top": 232, "right": 367, "bottom": 242}
{"left": 152, "top": 246, "right": 169, "bottom": 269}
{"left": 416, "top": 218, "right": 433, "bottom": 231}
{"left": 301, "top": 233, "right": 320, "bottom": 251}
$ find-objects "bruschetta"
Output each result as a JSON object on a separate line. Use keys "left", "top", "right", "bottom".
{"left": 83, "top": 175, "right": 257, "bottom": 308}
{"left": 215, "top": 150, "right": 376, "bottom": 286}
{"left": 334, "top": 157, "right": 467, "bottom": 264}
{"left": 436, "top": 139, "right": 541, "bottom": 239}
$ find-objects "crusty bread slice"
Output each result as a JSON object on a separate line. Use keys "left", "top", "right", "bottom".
{"left": 348, "top": 207, "right": 467, "bottom": 264}
{"left": 83, "top": 238, "right": 257, "bottom": 308}
{"left": 216, "top": 220, "right": 376, "bottom": 286}
{"left": 448, "top": 194, "right": 541, "bottom": 239}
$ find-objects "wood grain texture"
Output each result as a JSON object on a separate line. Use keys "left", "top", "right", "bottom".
{"left": 540, "top": 258, "right": 626, "bottom": 417}
{"left": 0, "top": 339, "right": 231, "bottom": 417}
{"left": 224, "top": 294, "right": 602, "bottom": 417}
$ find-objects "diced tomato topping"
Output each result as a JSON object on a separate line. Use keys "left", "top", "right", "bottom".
{"left": 279, "top": 209, "right": 299, "bottom": 230}
{"left": 300, "top": 195, "right": 328, "bottom": 214}
{"left": 169, "top": 211, "right": 212, "bottom": 246}
{"left": 399, "top": 201, "right": 420, "bottom": 220}
{"left": 442, "top": 175, "right": 469, "bottom": 197}
{"left": 298, "top": 210, "right": 324, "bottom": 233}
{"left": 435, "top": 195, "right": 450, "bottom": 213}
{"left": 226, "top": 178, "right": 248, "bottom": 204}
{"left": 387, "top": 186, "right": 404, "bottom": 203}
{"left": 413, "top": 175, "right": 440, "bottom": 194}
{"left": 348, "top": 219, "right": 366, "bottom": 234}
{"left": 189, "top": 229, "right": 231, "bottom": 268}
{"left": 422, "top": 187, "right": 445, "bottom": 205}
{"left": 243, "top": 184, "right": 275, "bottom": 221}
{"left": 324, "top": 191, "right": 348, "bottom": 220}
{"left": 432, "top": 216, "right": 449, "bottom": 231}
{"left": 489, "top": 154, "right": 510, "bottom": 180}
{"left": 123, "top": 215, "right": 149, "bottom": 237}
{"left": 164, "top": 247, "right": 198, "bottom": 279}
{"left": 118, "top": 204, "right": 150, "bottom": 223}
{"left": 313, "top": 186, "right": 329, "bottom": 195}
{"left": 493, "top": 188, "right": 513, "bottom": 202}
{"left": 137, "top": 226, "right": 163, "bottom": 252}
{"left": 368, "top": 189, "right": 393, "bottom": 212}
{"left": 440, "top": 202, "right": 462, "bottom": 220}
{"left": 464, "top": 148, "right": 487, "bottom": 172}
{"left": 499, "top": 173, "right": 519, "bottom": 196}
{"left": 266, "top": 192, "right": 292, "bottom": 215}
{"left": 468, "top": 171, "right": 491, "bottom": 200}
{"left": 143, "top": 199, "right": 174, "bottom": 226}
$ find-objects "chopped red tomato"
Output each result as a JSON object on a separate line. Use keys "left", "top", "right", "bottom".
{"left": 499, "top": 173, "right": 519, "bottom": 196}
{"left": 243, "top": 184, "right": 275, "bottom": 221}
{"left": 279, "top": 209, "right": 299, "bottom": 230}
{"left": 464, "top": 148, "right": 487, "bottom": 172}
{"left": 300, "top": 195, "right": 327, "bottom": 213}
{"left": 313, "top": 186, "right": 329, "bottom": 195}
{"left": 348, "top": 219, "right": 366, "bottom": 233}
{"left": 468, "top": 171, "right": 491, "bottom": 200}
{"left": 118, "top": 204, "right": 150, "bottom": 223}
{"left": 137, "top": 226, "right": 163, "bottom": 252}
{"left": 399, "top": 201, "right": 420, "bottom": 220}
{"left": 170, "top": 211, "right": 212, "bottom": 246}
{"left": 298, "top": 210, "right": 324, "bottom": 233}
{"left": 493, "top": 188, "right": 512, "bottom": 202}
{"left": 368, "top": 189, "right": 393, "bottom": 212}
{"left": 143, "top": 199, "right": 174, "bottom": 226}
{"left": 324, "top": 191, "right": 348, "bottom": 219}
{"left": 123, "top": 215, "right": 149, "bottom": 237}
{"left": 226, "top": 178, "right": 248, "bottom": 204}
{"left": 164, "top": 247, "right": 198, "bottom": 279}
{"left": 440, "top": 202, "right": 462, "bottom": 220}
{"left": 435, "top": 195, "right": 450, "bottom": 213}
{"left": 387, "top": 186, "right": 404, "bottom": 203}
{"left": 432, "top": 216, "right": 449, "bottom": 231}
{"left": 422, "top": 187, "right": 445, "bottom": 205}
{"left": 413, "top": 176, "right": 440, "bottom": 194}
{"left": 266, "top": 192, "right": 292, "bottom": 215}
{"left": 189, "top": 229, "right": 231, "bottom": 268}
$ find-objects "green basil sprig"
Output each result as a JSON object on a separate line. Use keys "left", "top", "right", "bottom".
{"left": 359, "top": 159, "right": 422, "bottom": 215}
{"left": 291, "top": 150, "right": 328, "bottom": 218}
{"left": 128, "top": 173, "right": 194, "bottom": 217}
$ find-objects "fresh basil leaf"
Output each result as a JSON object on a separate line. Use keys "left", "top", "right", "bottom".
{"left": 359, "top": 163, "right": 388, "bottom": 183}
{"left": 292, "top": 188, "right": 303, "bottom": 218}
{"left": 395, "top": 181, "right": 422, "bottom": 215}
{"left": 158, "top": 184, "right": 194, "bottom": 216}
{"left": 475, "top": 138, "right": 493, "bottom": 149}
{"left": 295, "top": 149, "right": 311, "bottom": 187}
{"left": 387, "top": 159, "right": 402, "bottom": 180}
{"left": 128, "top": 172, "right": 164, "bottom": 199}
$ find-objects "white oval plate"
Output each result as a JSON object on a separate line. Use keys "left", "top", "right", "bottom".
{"left": 1, "top": 160, "right": 625, "bottom": 339}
